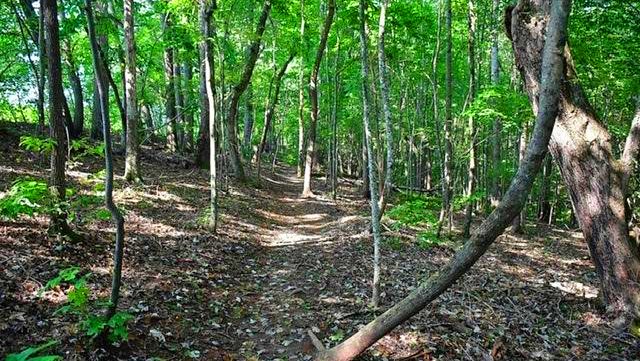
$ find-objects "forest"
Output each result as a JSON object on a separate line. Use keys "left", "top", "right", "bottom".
{"left": 0, "top": 0, "right": 639, "bottom": 359}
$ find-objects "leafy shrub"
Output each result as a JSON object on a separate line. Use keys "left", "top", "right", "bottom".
{"left": 70, "top": 139, "right": 105, "bottom": 159}
{"left": 387, "top": 193, "right": 440, "bottom": 226}
{"left": 0, "top": 179, "right": 51, "bottom": 219}
{"left": 453, "top": 190, "right": 486, "bottom": 212}
{"left": 40, "top": 267, "right": 133, "bottom": 343}
{"left": 4, "top": 340, "right": 61, "bottom": 361}
{"left": 416, "top": 231, "right": 445, "bottom": 250}
{"left": 19, "top": 136, "right": 56, "bottom": 154}
{"left": 92, "top": 208, "right": 112, "bottom": 221}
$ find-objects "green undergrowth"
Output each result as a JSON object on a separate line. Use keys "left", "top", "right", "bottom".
{"left": 385, "top": 192, "right": 448, "bottom": 250}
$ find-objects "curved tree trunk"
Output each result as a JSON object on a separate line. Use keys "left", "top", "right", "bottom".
{"left": 301, "top": 0, "right": 336, "bottom": 197}
{"left": 508, "top": 0, "right": 640, "bottom": 316}
{"left": 316, "top": 1, "right": 571, "bottom": 358}
{"left": 85, "top": 0, "right": 125, "bottom": 321}
{"left": 224, "top": 0, "right": 272, "bottom": 182}
{"left": 257, "top": 53, "right": 295, "bottom": 179}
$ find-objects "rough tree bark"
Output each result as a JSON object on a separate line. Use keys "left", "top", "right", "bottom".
{"left": 43, "top": 0, "right": 72, "bottom": 235}
{"left": 224, "top": 0, "right": 272, "bottom": 182}
{"left": 85, "top": 0, "right": 125, "bottom": 321}
{"left": 301, "top": 0, "right": 336, "bottom": 197}
{"left": 123, "top": 0, "right": 141, "bottom": 182}
{"left": 315, "top": 1, "right": 570, "bottom": 358}
{"left": 508, "top": 0, "right": 640, "bottom": 317}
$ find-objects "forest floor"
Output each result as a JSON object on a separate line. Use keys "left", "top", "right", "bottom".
{"left": 1, "top": 123, "right": 639, "bottom": 360}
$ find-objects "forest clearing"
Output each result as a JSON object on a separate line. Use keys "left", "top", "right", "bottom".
{"left": 1, "top": 0, "right": 640, "bottom": 360}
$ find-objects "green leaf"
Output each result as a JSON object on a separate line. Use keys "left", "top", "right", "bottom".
{"left": 4, "top": 340, "right": 60, "bottom": 361}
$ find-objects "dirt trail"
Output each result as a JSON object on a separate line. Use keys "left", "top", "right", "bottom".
{"left": 221, "top": 167, "right": 370, "bottom": 360}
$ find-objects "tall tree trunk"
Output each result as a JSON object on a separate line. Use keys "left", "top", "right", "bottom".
{"left": 163, "top": 13, "right": 178, "bottom": 152}
{"left": 376, "top": 0, "right": 393, "bottom": 218}
{"left": 297, "top": 0, "right": 306, "bottom": 178}
{"left": 301, "top": 0, "right": 336, "bottom": 197}
{"left": 68, "top": 62, "right": 84, "bottom": 138}
{"left": 142, "top": 103, "right": 154, "bottom": 141}
{"left": 43, "top": 0, "right": 70, "bottom": 234}
{"left": 174, "top": 60, "right": 184, "bottom": 151}
{"left": 243, "top": 83, "right": 255, "bottom": 155}
{"left": 538, "top": 154, "right": 552, "bottom": 221}
{"left": 463, "top": 0, "right": 477, "bottom": 239}
{"left": 224, "top": 0, "right": 271, "bottom": 182}
{"left": 489, "top": 0, "right": 501, "bottom": 207}
{"left": 510, "top": 121, "right": 527, "bottom": 233}
{"left": 91, "top": 1, "right": 108, "bottom": 141}
{"left": 316, "top": 1, "right": 570, "bottom": 358}
{"left": 37, "top": 0, "right": 46, "bottom": 133}
{"left": 330, "top": 36, "right": 340, "bottom": 200}
{"left": 123, "top": 0, "right": 141, "bottom": 182}
{"left": 183, "top": 62, "right": 194, "bottom": 150}
{"left": 200, "top": 0, "right": 218, "bottom": 231}
{"left": 438, "top": 0, "right": 454, "bottom": 236}
{"left": 257, "top": 53, "right": 295, "bottom": 179}
{"left": 195, "top": 16, "right": 211, "bottom": 168}
{"left": 357, "top": 0, "right": 382, "bottom": 309}
{"left": 85, "top": 0, "right": 125, "bottom": 321}
{"left": 508, "top": 0, "right": 640, "bottom": 316}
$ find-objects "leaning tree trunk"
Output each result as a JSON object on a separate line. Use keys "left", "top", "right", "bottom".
{"left": 301, "top": 0, "right": 336, "bottom": 197}
{"left": 315, "top": 1, "right": 571, "bottom": 358}
{"left": 123, "top": 0, "right": 141, "bottom": 182}
{"left": 257, "top": 53, "right": 295, "bottom": 179}
{"left": 224, "top": 0, "right": 272, "bottom": 182}
{"left": 508, "top": 0, "right": 640, "bottom": 316}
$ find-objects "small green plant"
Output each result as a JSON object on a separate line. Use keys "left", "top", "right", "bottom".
{"left": 0, "top": 179, "right": 51, "bottom": 219}
{"left": 70, "top": 139, "right": 105, "bottom": 159}
{"left": 73, "top": 194, "right": 103, "bottom": 208}
{"left": 92, "top": 208, "right": 112, "bottom": 221}
{"left": 39, "top": 267, "right": 133, "bottom": 343}
{"left": 19, "top": 135, "right": 57, "bottom": 154}
{"left": 4, "top": 340, "right": 61, "bottom": 361}
{"left": 387, "top": 194, "right": 440, "bottom": 226}
{"left": 416, "top": 231, "right": 445, "bottom": 250}
{"left": 328, "top": 329, "right": 345, "bottom": 342}
{"left": 453, "top": 190, "right": 486, "bottom": 212}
